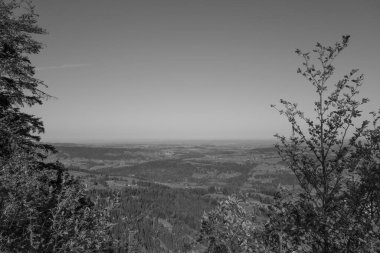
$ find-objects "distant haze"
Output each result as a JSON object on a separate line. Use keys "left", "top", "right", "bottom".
{"left": 29, "top": 0, "right": 380, "bottom": 143}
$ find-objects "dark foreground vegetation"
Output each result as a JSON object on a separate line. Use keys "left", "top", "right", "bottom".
{"left": 0, "top": 1, "right": 116, "bottom": 252}
{"left": 1, "top": 0, "right": 379, "bottom": 252}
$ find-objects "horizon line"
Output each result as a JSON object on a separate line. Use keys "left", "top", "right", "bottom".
{"left": 42, "top": 137, "right": 278, "bottom": 145}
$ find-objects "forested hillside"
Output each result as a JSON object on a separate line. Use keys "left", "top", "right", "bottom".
{"left": 92, "top": 182, "right": 215, "bottom": 252}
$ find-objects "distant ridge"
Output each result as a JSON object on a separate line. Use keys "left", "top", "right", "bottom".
{"left": 44, "top": 138, "right": 276, "bottom": 147}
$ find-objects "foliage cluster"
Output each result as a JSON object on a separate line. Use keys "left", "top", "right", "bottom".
{"left": 0, "top": 1, "right": 116, "bottom": 252}
{"left": 199, "top": 196, "right": 268, "bottom": 253}
{"left": 200, "top": 36, "right": 380, "bottom": 253}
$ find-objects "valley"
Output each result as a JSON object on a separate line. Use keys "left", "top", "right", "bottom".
{"left": 44, "top": 141, "right": 298, "bottom": 252}
{"left": 49, "top": 140, "right": 296, "bottom": 194}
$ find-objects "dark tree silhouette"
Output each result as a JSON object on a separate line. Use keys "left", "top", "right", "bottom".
{"left": 197, "top": 36, "right": 380, "bottom": 253}
{"left": 269, "top": 35, "right": 380, "bottom": 252}
{"left": 0, "top": 1, "right": 116, "bottom": 252}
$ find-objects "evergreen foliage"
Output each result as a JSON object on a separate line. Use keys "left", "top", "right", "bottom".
{"left": 93, "top": 182, "right": 215, "bottom": 252}
{"left": 0, "top": 1, "right": 116, "bottom": 252}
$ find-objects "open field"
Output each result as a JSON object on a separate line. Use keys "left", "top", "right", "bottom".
{"left": 49, "top": 140, "right": 297, "bottom": 197}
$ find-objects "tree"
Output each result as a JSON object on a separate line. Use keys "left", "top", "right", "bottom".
{"left": 343, "top": 111, "right": 380, "bottom": 251}
{"left": 271, "top": 35, "right": 380, "bottom": 252}
{"left": 0, "top": 1, "right": 117, "bottom": 251}
{"left": 198, "top": 196, "right": 266, "bottom": 253}
{"left": 0, "top": 0, "right": 51, "bottom": 161}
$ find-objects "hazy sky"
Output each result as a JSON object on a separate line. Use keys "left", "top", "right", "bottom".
{"left": 29, "top": 0, "right": 380, "bottom": 142}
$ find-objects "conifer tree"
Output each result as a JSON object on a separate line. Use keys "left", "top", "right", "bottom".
{"left": 0, "top": 1, "right": 117, "bottom": 251}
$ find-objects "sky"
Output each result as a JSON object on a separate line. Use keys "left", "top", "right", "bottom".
{"left": 28, "top": 0, "right": 380, "bottom": 143}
